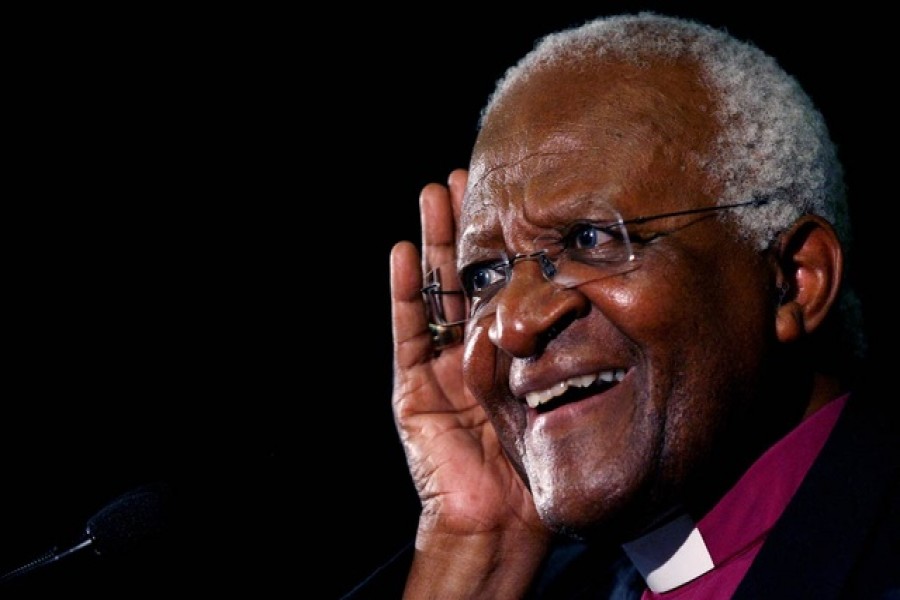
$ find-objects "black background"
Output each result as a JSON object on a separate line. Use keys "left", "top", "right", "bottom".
{"left": 3, "top": 4, "right": 891, "bottom": 597}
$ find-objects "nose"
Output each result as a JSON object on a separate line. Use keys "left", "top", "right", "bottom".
{"left": 487, "top": 259, "right": 588, "bottom": 357}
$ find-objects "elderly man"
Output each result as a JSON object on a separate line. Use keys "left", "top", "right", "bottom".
{"left": 347, "top": 13, "right": 898, "bottom": 599}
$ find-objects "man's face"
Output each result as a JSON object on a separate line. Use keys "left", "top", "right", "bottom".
{"left": 458, "top": 59, "right": 777, "bottom": 537}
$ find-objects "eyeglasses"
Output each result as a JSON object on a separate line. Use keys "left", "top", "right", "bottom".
{"left": 422, "top": 196, "right": 772, "bottom": 349}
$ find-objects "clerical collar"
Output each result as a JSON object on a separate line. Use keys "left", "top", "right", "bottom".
{"left": 620, "top": 394, "right": 848, "bottom": 595}
{"left": 621, "top": 512, "right": 713, "bottom": 593}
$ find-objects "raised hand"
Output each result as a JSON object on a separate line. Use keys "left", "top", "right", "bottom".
{"left": 389, "top": 169, "right": 550, "bottom": 598}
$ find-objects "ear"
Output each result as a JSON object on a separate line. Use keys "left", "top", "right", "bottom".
{"left": 773, "top": 216, "right": 844, "bottom": 343}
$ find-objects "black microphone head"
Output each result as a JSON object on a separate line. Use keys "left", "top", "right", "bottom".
{"left": 85, "top": 483, "right": 171, "bottom": 557}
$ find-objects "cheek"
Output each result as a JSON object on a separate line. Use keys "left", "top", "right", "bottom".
{"left": 463, "top": 323, "right": 516, "bottom": 414}
{"left": 605, "top": 285, "right": 638, "bottom": 307}
{"left": 593, "top": 272, "right": 689, "bottom": 341}
{"left": 600, "top": 255, "right": 773, "bottom": 465}
{"left": 600, "top": 251, "right": 751, "bottom": 347}
{"left": 593, "top": 267, "right": 735, "bottom": 405}
{"left": 462, "top": 320, "right": 497, "bottom": 401}
{"left": 462, "top": 322, "right": 529, "bottom": 473}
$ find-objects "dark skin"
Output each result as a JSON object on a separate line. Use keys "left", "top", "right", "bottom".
{"left": 390, "top": 55, "right": 845, "bottom": 599}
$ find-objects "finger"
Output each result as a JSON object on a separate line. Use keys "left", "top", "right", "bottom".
{"left": 390, "top": 240, "right": 433, "bottom": 370}
{"left": 420, "top": 181, "right": 457, "bottom": 274}
{"left": 447, "top": 168, "right": 468, "bottom": 226}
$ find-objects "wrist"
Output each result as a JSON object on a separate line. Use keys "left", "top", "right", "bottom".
{"left": 404, "top": 525, "right": 551, "bottom": 599}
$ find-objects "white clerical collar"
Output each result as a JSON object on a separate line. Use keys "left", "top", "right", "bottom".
{"left": 621, "top": 512, "right": 714, "bottom": 593}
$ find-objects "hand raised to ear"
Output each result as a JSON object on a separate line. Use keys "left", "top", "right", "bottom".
{"left": 389, "top": 168, "right": 551, "bottom": 599}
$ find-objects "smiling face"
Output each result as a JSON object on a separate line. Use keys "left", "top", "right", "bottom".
{"left": 459, "top": 57, "right": 782, "bottom": 538}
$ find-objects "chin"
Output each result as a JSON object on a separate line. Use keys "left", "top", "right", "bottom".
{"left": 532, "top": 482, "right": 658, "bottom": 543}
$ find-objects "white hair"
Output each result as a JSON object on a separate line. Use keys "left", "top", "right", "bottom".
{"left": 479, "top": 12, "right": 866, "bottom": 360}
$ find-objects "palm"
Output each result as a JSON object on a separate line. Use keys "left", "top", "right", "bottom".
{"left": 394, "top": 345, "right": 537, "bottom": 534}
{"left": 389, "top": 170, "right": 542, "bottom": 536}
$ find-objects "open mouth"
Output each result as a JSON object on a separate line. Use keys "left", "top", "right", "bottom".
{"left": 526, "top": 368, "right": 626, "bottom": 412}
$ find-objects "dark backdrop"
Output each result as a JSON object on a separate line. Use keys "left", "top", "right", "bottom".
{"left": 4, "top": 4, "right": 889, "bottom": 597}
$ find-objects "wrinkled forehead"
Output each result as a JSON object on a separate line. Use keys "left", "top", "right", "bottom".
{"left": 461, "top": 57, "right": 719, "bottom": 237}
{"left": 461, "top": 135, "right": 608, "bottom": 232}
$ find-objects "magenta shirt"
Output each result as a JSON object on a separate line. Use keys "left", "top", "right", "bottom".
{"left": 641, "top": 394, "right": 849, "bottom": 600}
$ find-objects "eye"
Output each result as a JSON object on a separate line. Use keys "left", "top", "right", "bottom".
{"left": 567, "top": 223, "right": 617, "bottom": 249}
{"left": 460, "top": 262, "right": 507, "bottom": 297}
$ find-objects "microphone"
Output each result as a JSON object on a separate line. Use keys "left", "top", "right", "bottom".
{"left": 0, "top": 482, "right": 171, "bottom": 584}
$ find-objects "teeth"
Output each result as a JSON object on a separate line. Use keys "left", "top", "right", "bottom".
{"left": 524, "top": 369, "right": 625, "bottom": 408}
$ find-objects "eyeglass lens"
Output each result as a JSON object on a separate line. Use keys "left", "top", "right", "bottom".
{"left": 425, "top": 201, "right": 635, "bottom": 326}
